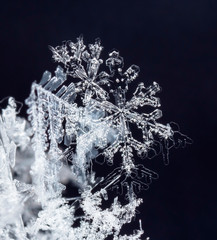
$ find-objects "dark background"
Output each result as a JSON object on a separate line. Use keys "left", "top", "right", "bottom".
{"left": 0, "top": 1, "right": 217, "bottom": 239}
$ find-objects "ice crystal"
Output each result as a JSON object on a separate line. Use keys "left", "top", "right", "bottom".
{"left": 0, "top": 37, "right": 191, "bottom": 239}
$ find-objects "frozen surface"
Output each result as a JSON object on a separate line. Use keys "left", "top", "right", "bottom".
{"left": 0, "top": 37, "right": 191, "bottom": 239}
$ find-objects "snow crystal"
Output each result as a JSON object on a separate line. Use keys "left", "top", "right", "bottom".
{"left": 0, "top": 37, "right": 192, "bottom": 239}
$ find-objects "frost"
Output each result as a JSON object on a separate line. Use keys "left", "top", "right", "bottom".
{"left": 0, "top": 37, "right": 191, "bottom": 239}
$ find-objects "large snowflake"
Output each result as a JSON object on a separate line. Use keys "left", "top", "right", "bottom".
{"left": 43, "top": 36, "right": 192, "bottom": 194}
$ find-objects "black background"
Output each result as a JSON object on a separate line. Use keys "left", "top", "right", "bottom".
{"left": 0, "top": 1, "right": 217, "bottom": 239}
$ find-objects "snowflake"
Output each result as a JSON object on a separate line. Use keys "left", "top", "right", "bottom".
{"left": 49, "top": 36, "right": 110, "bottom": 101}
{"left": 47, "top": 36, "right": 192, "bottom": 194}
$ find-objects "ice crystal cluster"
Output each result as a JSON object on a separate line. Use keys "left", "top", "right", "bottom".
{"left": 0, "top": 37, "right": 191, "bottom": 239}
